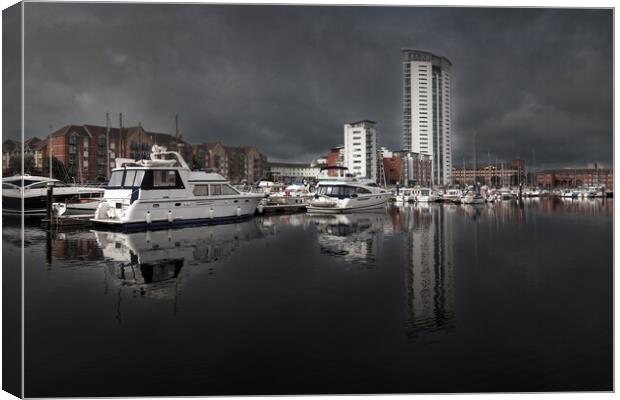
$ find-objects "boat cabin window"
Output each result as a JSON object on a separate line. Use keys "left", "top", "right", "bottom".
{"left": 107, "top": 169, "right": 147, "bottom": 189}
{"left": 153, "top": 170, "right": 177, "bottom": 188}
{"left": 210, "top": 184, "right": 222, "bottom": 196}
{"left": 139, "top": 170, "right": 185, "bottom": 190}
{"left": 193, "top": 184, "right": 209, "bottom": 196}
{"left": 222, "top": 185, "right": 239, "bottom": 195}
{"left": 108, "top": 171, "right": 124, "bottom": 188}
{"left": 317, "top": 185, "right": 357, "bottom": 198}
{"left": 7, "top": 179, "right": 39, "bottom": 187}
{"left": 28, "top": 182, "right": 50, "bottom": 189}
{"left": 356, "top": 187, "right": 371, "bottom": 194}
{"left": 2, "top": 183, "right": 16, "bottom": 189}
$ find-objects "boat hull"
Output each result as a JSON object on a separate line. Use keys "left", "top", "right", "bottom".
{"left": 91, "top": 194, "right": 263, "bottom": 230}
{"left": 92, "top": 213, "right": 254, "bottom": 232}
{"left": 306, "top": 194, "right": 391, "bottom": 214}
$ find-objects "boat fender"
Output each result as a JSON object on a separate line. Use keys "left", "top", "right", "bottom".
{"left": 146, "top": 211, "right": 152, "bottom": 224}
{"left": 167, "top": 210, "right": 173, "bottom": 222}
{"left": 257, "top": 204, "right": 264, "bottom": 214}
{"left": 209, "top": 208, "right": 214, "bottom": 219}
{"left": 236, "top": 206, "right": 241, "bottom": 217}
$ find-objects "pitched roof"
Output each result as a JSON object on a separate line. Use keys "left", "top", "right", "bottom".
{"left": 2, "top": 139, "right": 21, "bottom": 152}
{"left": 30, "top": 138, "right": 48, "bottom": 151}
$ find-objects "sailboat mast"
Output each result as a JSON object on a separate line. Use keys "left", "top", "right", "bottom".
{"left": 473, "top": 131, "right": 477, "bottom": 188}
{"left": 48, "top": 125, "right": 53, "bottom": 179}
{"left": 106, "top": 112, "right": 110, "bottom": 180}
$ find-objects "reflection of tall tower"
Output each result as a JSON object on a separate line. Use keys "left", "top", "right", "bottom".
{"left": 404, "top": 205, "right": 455, "bottom": 337}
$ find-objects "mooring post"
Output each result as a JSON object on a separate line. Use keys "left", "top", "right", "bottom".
{"left": 46, "top": 182, "right": 54, "bottom": 227}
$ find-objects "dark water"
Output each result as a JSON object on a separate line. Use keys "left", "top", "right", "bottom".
{"left": 5, "top": 198, "right": 613, "bottom": 396}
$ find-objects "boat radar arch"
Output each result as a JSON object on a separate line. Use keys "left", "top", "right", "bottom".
{"left": 135, "top": 145, "right": 191, "bottom": 169}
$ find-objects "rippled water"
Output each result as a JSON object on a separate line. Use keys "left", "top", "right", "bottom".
{"left": 4, "top": 198, "right": 613, "bottom": 396}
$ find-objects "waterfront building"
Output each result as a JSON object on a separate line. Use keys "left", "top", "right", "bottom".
{"left": 398, "top": 151, "right": 433, "bottom": 187}
{"left": 326, "top": 145, "right": 345, "bottom": 177}
{"left": 192, "top": 142, "right": 228, "bottom": 177}
{"left": 535, "top": 168, "right": 613, "bottom": 189}
{"left": 2, "top": 139, "right": 23, "bottom": 175}
{"left": 452, "top": 161, "right": 524, "bottom": 187}
{"left": 25, "top": 138, "right": 47, "bottom": 175}
{"left": 224, "top": 145, "right": 268, "bottom": 184}
{"left": 46, "top": 124, "right": 191, "bottom": 183}
{"left": 382, "top": 156, "right": 402, "bottom": 185}
{"left": 268, "top": 161, "right": 324, "bottom": 182}
{"left": 343, "top": 120, "right": 377, "bottom": 182}
{"left": 402, "top": 49, "right": 453, "bottom": 186}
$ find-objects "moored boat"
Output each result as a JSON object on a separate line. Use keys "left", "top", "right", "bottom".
{"left": 91, "top": 145, "right": 264, "bottom": 229}
{"left": 2, "top": 175, "right": 104, "bottom": 217}
{"left": 306, "top": 167, "right": 391, "bottom": 214}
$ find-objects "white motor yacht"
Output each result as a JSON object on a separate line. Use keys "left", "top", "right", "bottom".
{"left": 560, "top": 189, "right": 580, "bottom": 198}
{"left": 414, "top": 188, "right": 439, "bottom": 203}
{"left": 306, "top": 168, "right": 391, "bottom": 214}
{"left": 461, "top": 190, "right": 486, "bottom": 204}
{"left": 91, "top": 145, "right": 264, "bottom": 229}
{"left": 442, "top": 189, "right": 463, "bottom": 203}
{"left": 394, "top": 188, "right": 414, "bottom": 204}
{"left": 2, "top": 174, "right": 104, "bottom": 217}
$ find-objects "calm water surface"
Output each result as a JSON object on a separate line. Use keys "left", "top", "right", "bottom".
{"left": 5, "top": 198, "right": 613, "bottom": 396}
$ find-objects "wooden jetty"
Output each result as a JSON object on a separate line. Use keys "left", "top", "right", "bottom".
{"left": 257, "top": 203, "right": 307, "bottom": 215}
{"left": 42, "top": 214, "right": 93, "bottom": 229}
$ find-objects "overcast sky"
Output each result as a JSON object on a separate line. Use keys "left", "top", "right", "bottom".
{"left": 17, "top": 4, "right": 612, "bottom": 168}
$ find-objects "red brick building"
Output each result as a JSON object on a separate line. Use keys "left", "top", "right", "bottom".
{"left": 47, "top": 124, "right": 190, "bottom": 183}
{"left": 382, "top": 157, "right": 402, "bottom": 184}
{"left": 536, "top": 168, "right": 613, "bottom": 189}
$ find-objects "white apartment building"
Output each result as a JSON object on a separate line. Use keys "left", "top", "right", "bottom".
{"left": 268, "top": 161, "right": 323, "bottom": 181}
{"left": 343, "top": 120, "right": 377, "bottom": 182}
{"left": 402, "top": 49, "right": 453, "bottom": 186}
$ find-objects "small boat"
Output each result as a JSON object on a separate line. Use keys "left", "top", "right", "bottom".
{"left": 306, "top": 167, "right": 391, "bottom": 214}
{"left": 91, "top": 145, "right": 264, "bottom": 229}
{"left": 461, "top": 191, "right": 485, "bottom": 204}
{"left": 2, "top": 174, "right": 104, "bottom": 217}
{"left": 560, "top": 189, "right": 580, "bottom": 198}
{"left": 266, "top": 182, "right": 314, "bottom": 206}
{"left": 442, "top": 188, "right": 463, "bottom": 203}
{"left": 394, "top": 188, "right": 414, "bottom": 204}
{"left": 415, "top": 188, "right": 438, "bottom": 203}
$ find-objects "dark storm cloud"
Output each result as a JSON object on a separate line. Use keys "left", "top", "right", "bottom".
{"left": 20, "top": 4, "right": 612, "bottom": 166}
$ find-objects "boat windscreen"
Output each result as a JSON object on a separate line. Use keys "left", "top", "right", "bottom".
{"left": 108, "top": 171, "right": 124, "bottom": 188}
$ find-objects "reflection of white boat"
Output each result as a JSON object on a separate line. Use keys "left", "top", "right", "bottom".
{"left": 307, "top": 212, "right": 388, "bottom": 263}
{"left": 92, "top": 220, "right": 263, "bottom": 297}
{"left": 2, "top": 175, "right": 104, "bottom": 217}
{"left": 91, "top": 146, "right": 264, "bottom": 229}
{"left": 307, "top": 168, "right": 391, "bottom": 214}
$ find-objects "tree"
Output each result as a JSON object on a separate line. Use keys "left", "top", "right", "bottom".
{"left": 191, "top": 157, "right": 205, "bottom": 170}
{"left": 43, "top": 156, "right": 69, "bottom": 182}
{"left": 8, "top": 154, "right": 35, "bottom": 176}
